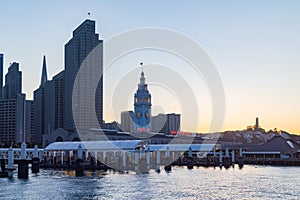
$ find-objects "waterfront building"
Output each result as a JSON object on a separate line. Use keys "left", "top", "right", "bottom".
{"left": 152, "top": 113, "right": 181, "bottom": 135}
{"left": 244, "top": 134, "right": 300, "bottom": 159}
{"left": 102, "top": 121, "right": 120, "bottom": 131}
{"left": 42, "top": 128, "right": 79, "bottom": 147}
{"left": 0, "top": 54, "right": 3, "bottom": 99}
{"left": 133, "top": 70, "right": 152, "bottom": 132}
{"left": 64, "top": 19, "right": 103, "bottom": 131}
{"left": 121, "top": 111, "right": 134, "bottom": 132}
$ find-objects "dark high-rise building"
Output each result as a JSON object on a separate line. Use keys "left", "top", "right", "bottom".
{"left": 34, "top": 86, "right": 44, "bottom": 144}
{"left": 0, "top": 54, "right": 3, "bottom": 99}
{"left": 34, "top": 57, "right": 65, "bottom": 144}
{"left": 0, "top": 61, "right": 26, "bottom": 144}
{"left": 44, "top": 71, "right": 64, "bottom": 134}
{"left": 0, "top": 94, "right": 25, "bottom": 143}
{"left": 34, "top": 56, "right": 48, "bottom": 144}
{"left": 3, "top": 62, "right": 22, "bottom": 100}
{"left": 25, "top": 100, "right": 34, "bottom": 143}
{"left": 64, "top": 19, "right": 103, "bottom": 131}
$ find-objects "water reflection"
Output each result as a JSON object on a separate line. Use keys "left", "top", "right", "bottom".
{"left": 0, "top": 166, "right": 298, "bottom": 200}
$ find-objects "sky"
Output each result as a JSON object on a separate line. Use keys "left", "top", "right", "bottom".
{"left": 0, "top": 1, "right": 299, "bottom": 134}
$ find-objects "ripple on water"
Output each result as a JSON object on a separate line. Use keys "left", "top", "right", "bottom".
{"left": 0, "top": 166, "right": 299, "bottom": 200}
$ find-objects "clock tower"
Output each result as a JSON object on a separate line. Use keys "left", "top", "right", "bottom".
{"left": 133, "top": 64, "right": 152, "bottom": 132}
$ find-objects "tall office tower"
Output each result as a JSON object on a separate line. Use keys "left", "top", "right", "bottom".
{"left": 0, "top": 54, "right": 3, "bottom": 99}
{"left": 121, "top": 111, "right": 134, "bottom": 132}
{"left": 0, "top": 94, "right": 25, "bottom": 143}
{"left": 34, "top": 56, "right": 48, "bottom": 144}
{"left": 64, "top": 19, "right": 103, "bottom": 131}
{"left": 3, "top": 62, "right": 22, "bottom": 100}
{"left": 44, "top": 71, "right": 64, "bottom": 134}
{"left": 133, "top": 71, "right": 152, "bottom": 133}
{"left": 25, "top": 100, "right": 34, "bottom": 143}
{"left": 0, "top": 61, "right": 25, "bottom": 143}
{"left": 33, "top": 86, "right": 44, "bottom": 144}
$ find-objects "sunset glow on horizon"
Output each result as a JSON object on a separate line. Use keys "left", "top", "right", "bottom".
{"left": 0, "top": 1, "right": 299, "bottom": 135}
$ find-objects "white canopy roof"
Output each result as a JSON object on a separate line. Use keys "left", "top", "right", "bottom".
{"left": 45, "top": 140, "right": 143, "bottom": 151}
{"left": 148, "top": 144, "right": 216, "bottom": 152}
{"left": 45, "top": 140, "right": 216, "bottom": 152}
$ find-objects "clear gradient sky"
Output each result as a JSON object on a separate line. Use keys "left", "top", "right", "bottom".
{"left": 0, "top": 1, "right": 299, "bottom": 134}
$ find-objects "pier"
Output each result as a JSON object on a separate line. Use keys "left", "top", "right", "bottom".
{"left": 1, "top": 139, "right": 300, "bottom": 178}
{"left": 0, "top": 143, "right": 43, "bottom": 178}
{"left": 41, "top": 140, "right": 219, "bottom": 175}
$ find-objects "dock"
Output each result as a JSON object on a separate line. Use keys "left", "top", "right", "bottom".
{"left": 1, "top": 139, "right": 300, "bottom": 178}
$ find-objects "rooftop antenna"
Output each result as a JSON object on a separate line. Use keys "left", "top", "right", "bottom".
{"left": 88, "top": 12, "right": 91, "bottom": 19}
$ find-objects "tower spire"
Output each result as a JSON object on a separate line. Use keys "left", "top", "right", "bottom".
{"left": 140, "top": 62, "right": 143, "bottom": 72}
{"left": 40, "top": 55, "right": 48, "bottom": 85}
{"left": 139, "top": 62, "right": 145, "bottom": 85}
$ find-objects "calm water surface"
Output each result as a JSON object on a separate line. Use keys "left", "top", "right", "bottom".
{"left": 0, "top": 165, "right": 299, "bottom": 200}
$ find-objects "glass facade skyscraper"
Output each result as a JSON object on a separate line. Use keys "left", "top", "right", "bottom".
{"left": 64, "top": 19, "right": 103, "bottom": 131}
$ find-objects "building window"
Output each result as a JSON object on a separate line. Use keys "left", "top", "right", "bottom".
{"left": 136, "top": 97, "right": 142, "bottom": 103}
{"left": 145, "top": 112, "right": 150, "bottom": 119}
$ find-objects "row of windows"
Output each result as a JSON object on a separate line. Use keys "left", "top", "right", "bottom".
{"left": 135, "top": 97, "right": 151, "bottom": 103}
{"left": 135, "top": 111, "right": 150, "bottom": 119}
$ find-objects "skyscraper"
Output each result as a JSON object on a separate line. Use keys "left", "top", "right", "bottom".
{"left": 34, "top": 56, "right": 48, "bottom": 144}
{"left": 0, "top": 61, "right": 26, "bottom": 144}
{"left": 64, "top": 19, "right": 103, "bottom": 131}
{"left": 44, "top": 71, "right": 64, "bottom": 134}
{"left": 25, "top": 100, "right": 34, "bottom": 143}
{"left": 133, "top": 70, "right": 152, "bottom": 132}
{"left": 3, "top": 62, "right": 22, "bottom": 100}
{"left": 0, "top": 94, "right": 25, "bottom": 143}
{"left": 34, "top": 56, "right": 65, "bottom": 144}
{"left": 0, "top": 54, "right": 3, "bottom": 100}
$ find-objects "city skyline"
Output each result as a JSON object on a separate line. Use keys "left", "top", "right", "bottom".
{"left": 0, "top": 1, "right": 299, "bottom": 134}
